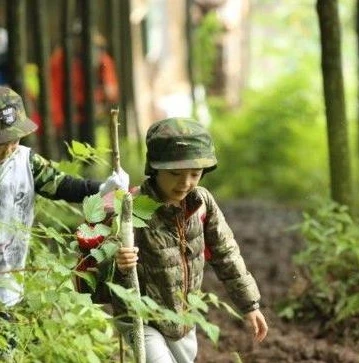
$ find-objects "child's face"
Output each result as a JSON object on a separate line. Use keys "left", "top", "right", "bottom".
{"left": 0, "top": 140, "right": 19, "bottom": 163}
{"left": 155, "top": 169, "right": 203, "bottom": 205}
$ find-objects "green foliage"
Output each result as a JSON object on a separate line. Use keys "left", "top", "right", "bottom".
{"left": 193, "top": 11, "right": 223, "bottom": 87}
{"left": 1, "top": 240, "right": 117, "bottom": 362}
{"left": 65, "top": 140, "right": 110, "bottom": 168}
{"left": 108, "top": 283, "right": 242, "bottom": 345}
{"left": 203, "top": 72, "right": 328, "bottom": 203}
{"left": 280, "top": 200, "right": 359, "bottom": 327}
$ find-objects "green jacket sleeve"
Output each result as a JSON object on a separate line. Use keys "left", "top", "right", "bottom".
{"left": 199, "top": 187, "right": 261, "bottom": 313}
{"left": 30, "top": 151, "right": 101, "bottom": 202}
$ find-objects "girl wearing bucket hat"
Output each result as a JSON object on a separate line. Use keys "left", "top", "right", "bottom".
{"left": 114, "top": 117, "right": 268, "bottom": 362}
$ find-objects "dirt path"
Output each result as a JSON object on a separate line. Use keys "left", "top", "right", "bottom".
{"left": 196, "top": 200, "right": 359, "bottom": 363}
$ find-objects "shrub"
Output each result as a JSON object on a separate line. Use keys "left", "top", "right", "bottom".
{"left": 203, "top": 72, "right": 328, "bottom": 203}
{"left": 279, "top": 200, "right": 359, "bottom": 331}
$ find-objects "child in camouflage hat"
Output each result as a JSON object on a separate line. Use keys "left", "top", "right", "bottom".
{"left": 114, "top": 117, "right": 268, "bottom": 363}
{"left": 0, "top": 86, "right": 129, "bottom": 309}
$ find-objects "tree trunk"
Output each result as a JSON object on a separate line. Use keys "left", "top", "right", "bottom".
{"left": 6, "top": 0, "right": 26, "bottom": 97}
{"left": 356, "top": 0, "right": 359, "bottom": 157}
{"left": 7, "top": 0, "right": 37, "bottom": 148}
{"left": 185, "top": 0, "right": 195, "bottom": 103}
{"left": 316, "top": 0, "right": 352, "bottom": 210}
{"left": 79, "top": 0, "right": 96, "bottom": 146}
{"left": 117, "top": 0, "right": 142, "bottom": 141}
{"left": 61, "top": 0, "right": 76, "bottom": 145}
{"left": 118, "top": 0, "right": 133, "bottom": 138}
{"left": 33, "top": 0, "right": 55, "bottom": 158}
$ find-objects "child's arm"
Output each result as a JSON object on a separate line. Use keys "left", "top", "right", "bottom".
{"left": 30, "top": 151, "right": 128, "bottom": 202}
{"left": 198, "top": 187, "right": 262, "bottom": 311}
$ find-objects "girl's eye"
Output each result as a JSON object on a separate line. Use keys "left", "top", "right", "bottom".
{"left": 169, "top": 171, "right": 181, "bottom": 176}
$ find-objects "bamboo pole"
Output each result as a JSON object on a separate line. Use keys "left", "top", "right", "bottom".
{"left": 109, "top": 108, "right": 146, "bottom": 363}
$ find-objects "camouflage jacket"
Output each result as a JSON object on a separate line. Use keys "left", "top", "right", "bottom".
{"left": 113, "top": 178, "right": 261, "bottom": 340}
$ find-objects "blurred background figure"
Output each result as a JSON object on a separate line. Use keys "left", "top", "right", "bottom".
{"left": 50, "top": 23, "right": 119, "bottom": 152}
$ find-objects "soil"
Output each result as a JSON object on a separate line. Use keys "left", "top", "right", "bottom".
{"left": 196, "top": 199, "right": 359, "bottom": 363}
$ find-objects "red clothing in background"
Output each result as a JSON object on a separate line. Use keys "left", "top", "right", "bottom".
{"left": 50, "top": 47, "right": 119, "bottom": 130}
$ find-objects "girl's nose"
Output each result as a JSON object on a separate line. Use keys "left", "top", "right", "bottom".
{"left": 179, "top": 174, "right": 191, "bottom": 187}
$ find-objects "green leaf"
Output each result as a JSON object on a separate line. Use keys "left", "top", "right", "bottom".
{"left": 133, "top": 215, "right": 148, "bottom": 228}
{"left": 133, "top": 195, "right": 162, "bottom": 220}
{"left": 113, "top": 190, "right": 125, "bottom": 215}
{"left": 77, "top": 223, "right": 109, "bottom": 238}
{"left": 142, "top": 296, "right": 161, "bottom": 311}
{"left": 92, "top": 224, "right": 111, "bottom": 237}
{"left": 73, "top": 271, "right": 97, "bottom": 291}
{"left": 198, "top": 320, "right": 220, "bottom": 344}
{"left": 162, "top": 309, "right": 184, "bottom": 324}
{"left": 71, "top": 140, "right": 91, "bottom": 157}
{"left": 90, "top": 248, "right": 107, "bottom": 263}
{"left": 107, "top": 282, "right": 131, "bottom": 300}
{"left": 38, "top": 224, "right": 67, "bottom": 245}
{"left": 53, "top": 263, "right": 71, "bottom": 277}
{"left": 63, "top": 312, "right": 79, "bottom": 326}
{"left": 187, "top": 293, "right": 209, "bottom": 312}
{"left": 56, "top": 160, "right": 82, "bottom": 177}
{"left": 44, "top": 290, "right": 58, "bottom": 304}
{"left": 74, "top": 334, "right": 92, "bottom": 349}
{"left": 91, "top": 329, "right": 113, "bottom": 344}
{"left": 86, "top": 350, "right": 101, "bottom": 363}
{"left": 83, "top": 195, "right": 106, "bottom": 223}
{"left": 99, "top": 242, "right": 118, "bottom": 259}
{"left": 219, "top": 301, "right": 241, "bottom": 320}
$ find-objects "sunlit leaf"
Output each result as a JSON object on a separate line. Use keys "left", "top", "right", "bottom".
{"left": 83, "top": 195, "right": 106, "bottom": 223}
{"left": 133, "top": 195, "right": 162, "bottom": 220}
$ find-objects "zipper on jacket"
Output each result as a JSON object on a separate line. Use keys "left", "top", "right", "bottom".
{"left": 175, "top": 214, "right": 189, "bottom": 298}
{"left": 175, "top": 213, "right": 191, "bottom": 337}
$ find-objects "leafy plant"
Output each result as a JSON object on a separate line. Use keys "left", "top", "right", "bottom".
{"left": 280, "top": 200, "right": 359, "bottom": 329}
{"left": 108, "top": 283, "right": 241, "bottom": 345}
{"left": 203, "top": 72, "right": 328, "bottom": 203}
{"left": 0, "top": 239, "right": 118, "bottom": 363}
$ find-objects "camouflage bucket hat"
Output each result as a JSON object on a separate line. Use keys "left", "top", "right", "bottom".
{"left": 145, "top": 117, "right": 217, "bottom": 175}
{"left": 0, "top": 87, "right": 38, "bottom": 144}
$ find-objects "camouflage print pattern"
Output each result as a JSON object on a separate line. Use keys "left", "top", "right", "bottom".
{"left": 113, "top": 180, "right": 261, "bottom": 340}
{"left": 30, "top": 152, "right": 68, "bottom": 198}
{"left": 145, "top": 117, "right": 217, "bottom": 175}
{"left": 0, "top": 87, "right": 38, "bottom": 144}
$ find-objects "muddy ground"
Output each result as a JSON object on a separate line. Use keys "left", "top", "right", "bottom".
{"left": 196, "top": 200, "right": 359, "bottom": 363}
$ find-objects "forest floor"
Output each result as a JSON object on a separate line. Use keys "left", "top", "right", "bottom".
{"left": 196, "top": 199, "right": 359, "bottom": 363}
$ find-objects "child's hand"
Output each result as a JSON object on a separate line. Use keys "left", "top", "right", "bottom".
{"left": 116, "top": 246, "right": 139, "bottom": 271}
{"left": 244, "top": 309, "right": 268, "bottom": 343}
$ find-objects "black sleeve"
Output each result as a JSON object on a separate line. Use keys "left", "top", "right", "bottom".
{"left": 54, "top": 176, "right": 102, "bottom": 203}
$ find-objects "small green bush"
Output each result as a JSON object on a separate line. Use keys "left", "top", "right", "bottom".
{"left": 203, "top": 72, "right": 328, "bottom": 203}
{"left": 280, "top": 200, "right": 359, "bottom": 329}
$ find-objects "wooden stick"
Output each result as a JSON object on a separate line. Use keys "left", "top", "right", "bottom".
{"left": 109, "top": 108, "right": 146, "bottom": 362}
{"left": 110, "top": 108, "right": 121, "bottom": 173}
